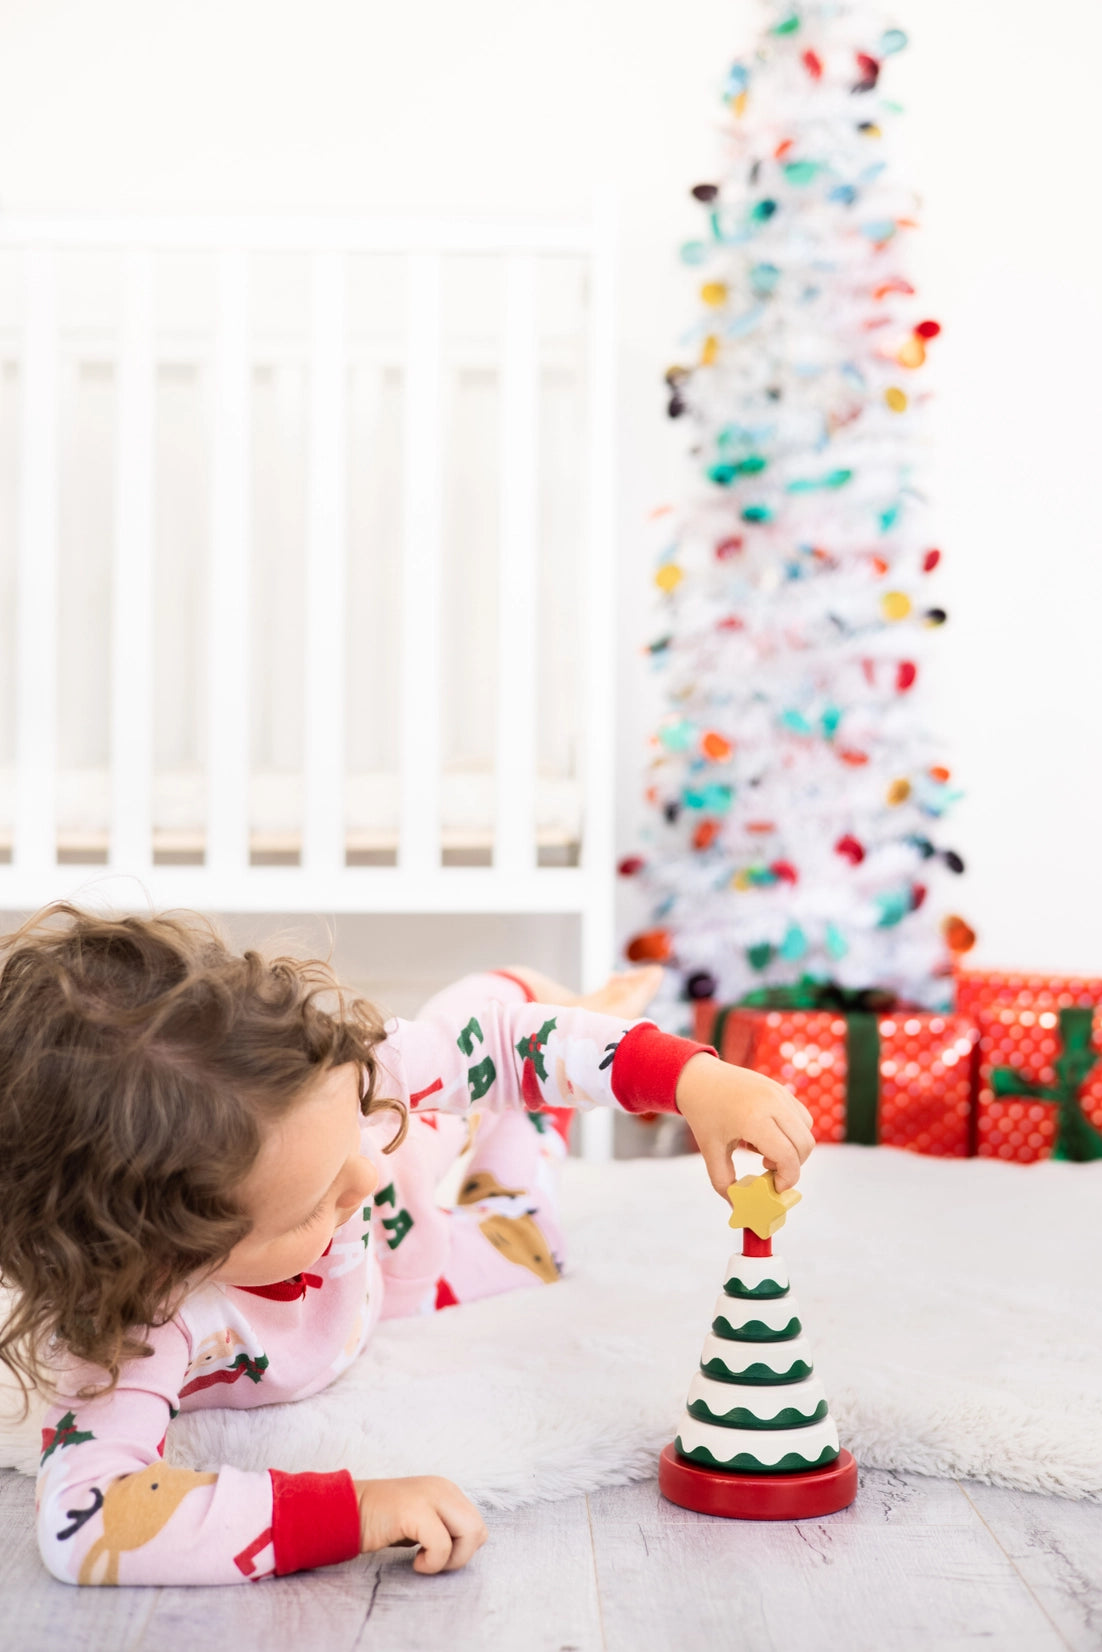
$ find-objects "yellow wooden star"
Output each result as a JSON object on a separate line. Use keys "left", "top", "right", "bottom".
{"left": 726, "top": 1172, "right": 802, "bottom": 1238}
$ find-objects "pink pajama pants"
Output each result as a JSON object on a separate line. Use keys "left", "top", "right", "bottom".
{"left": 374, "top": 971, "right": 574, "bottom": 1321}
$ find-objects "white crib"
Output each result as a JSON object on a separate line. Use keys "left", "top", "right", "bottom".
{"left": 0, "top": 212, "right": 619, "bottom": 1147}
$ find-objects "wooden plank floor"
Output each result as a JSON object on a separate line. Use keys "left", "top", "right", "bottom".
{"left": 1, "top": 1465, "right": 1099, "bottom": 1652}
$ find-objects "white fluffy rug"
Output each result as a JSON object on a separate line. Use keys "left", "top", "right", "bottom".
{"left": 2, "top": 1146, "right": 1100, "bottom": 1506}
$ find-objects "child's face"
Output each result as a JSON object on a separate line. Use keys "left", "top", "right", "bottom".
{"left": 211, "top": 1062, "right": 380, "bottom": 1287}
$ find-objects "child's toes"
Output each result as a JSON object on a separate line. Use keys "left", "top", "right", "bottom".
{"left": 582, "top": 965, "right": 665, "bottom": 1019}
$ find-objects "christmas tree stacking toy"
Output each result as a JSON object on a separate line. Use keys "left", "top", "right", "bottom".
{"left": 659, "top": 1172, "right": 857, "bottom": 1519}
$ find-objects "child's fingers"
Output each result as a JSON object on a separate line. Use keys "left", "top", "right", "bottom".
{"left": 412, "top": 1491, "right": 487, "bottom": 1574}
{"left": 701, "top": 1143, "right": 737, "bottom": 1202}
{"left": 437, "top": 1501, "right": 489, "bottom": 1573}
{"left": 702, "top": 1123, "right": 809, "bottom": 1203}
{"left": 746, "top": 1116, "right": 804, "bottom": 1193}
{"left": 410, "top": 1511, "right": 455, "bottom": 1574}
{"left": 785, "top": 1110, "right": 816, "bottom": 1166}
{"left": 765, "top": 1083, "right": 815, "bottom": 1162}
{"left": 439, "top": 1522, "right": 488, "bottom": 1572}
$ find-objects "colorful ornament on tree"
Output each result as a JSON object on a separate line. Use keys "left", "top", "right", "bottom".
{"left": 880, "top": 591, "right": 912, "bottom": 622}
{"left": 686, "top": 969, "right": 719, "bottom": 1000}
{"left": 701, "top": 730, "right": 733, "bottom": 762}
{"left": 625, "top": 929, "right": 673, "bottom": 964}
{"left": 942, "top": 914, "right": 976, "bottom": 955}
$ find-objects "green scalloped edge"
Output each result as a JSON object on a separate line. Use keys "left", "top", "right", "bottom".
{"left": 700, "top": 1356, "right": 813, "bottom": 1386}
{"left": 687, "top": 1396, "right": 829, "bottom": 1431}
{"left": 675, "top": 1437, "right": 839, "bottom": 1475}
{"left": 711, "top": 1314, "right": 802, "bottom": 1343}
{"left": 724, "top": 1278, "right": 789, "bottom": 1299}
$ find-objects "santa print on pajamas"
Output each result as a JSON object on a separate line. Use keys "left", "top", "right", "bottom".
{"left": 35, "top": 972, "right": 712, "bottom": 1586}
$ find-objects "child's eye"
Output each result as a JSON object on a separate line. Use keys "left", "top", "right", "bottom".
{"left": 294, "top": 1200, "right": 327, "bottom": 1232}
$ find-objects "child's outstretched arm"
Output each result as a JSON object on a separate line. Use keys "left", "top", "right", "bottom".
{"left": 380, "top": 1002, "right": 717, "bottom": 1126}
{"left": 382, "top": 999, "right": 814, "bottom": 1192}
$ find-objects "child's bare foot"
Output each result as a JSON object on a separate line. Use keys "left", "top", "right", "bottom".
{"left": 579, "top": 966, "right": 665, "bottom": 1021}
{"left": 500, "top": 964, "right": 665, "bottom": 1021}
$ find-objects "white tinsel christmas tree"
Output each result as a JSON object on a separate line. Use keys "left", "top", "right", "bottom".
{"left": 624, "top": 0, "right": 972, "bottom": 1016}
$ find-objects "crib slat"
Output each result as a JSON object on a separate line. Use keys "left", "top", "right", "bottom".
{"left": 14, "top": 247, "right": 59, "bottom": 879}
{"left": 580, "top": 201, "right": 617, "bottom": 947}
{"left": 577, "top": 199, "right": 619, "bottom": 1165}
{"left": 399, "top": 253, "right": 443, "bottom": 875}
{"left": 206, "top": 250, "right": 251, "bottom": 877}
{"left": 109, "top": 247, "right": 155, "bottom": 874}
{"left": 302, "top": 250, "right": 347, "bottom": 876}
{"left": 494, "top": 256, "right": 539, "bottom": 876}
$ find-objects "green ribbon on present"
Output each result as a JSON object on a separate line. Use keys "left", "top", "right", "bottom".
{"left": 843, "top": 1014, "right": 882, "bottom": 1147}
{"left": 990, "top": 1007, "right": 1102, "bottom": 1162}
{"left": 711, "top": 980, "right": 897, "bottom": 1147}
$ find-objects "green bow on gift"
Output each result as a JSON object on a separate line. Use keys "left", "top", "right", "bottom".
{"left": 737, "top": 976, "right": 899, "bottom": 1014}
{"left": 991, "top": 1007, "right": 1102, "bottom": 1162}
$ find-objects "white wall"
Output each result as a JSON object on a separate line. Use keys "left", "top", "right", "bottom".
{"left": 1, "top": 0, "right": 1100, "bottom": 982}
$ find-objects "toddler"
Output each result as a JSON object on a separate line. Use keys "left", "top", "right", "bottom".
{"left": 0, "top": 903, "right": 814, "bottom": 1587}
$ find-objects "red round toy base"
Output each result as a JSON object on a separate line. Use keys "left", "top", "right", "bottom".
{"left": 658, "top": 1443, "right": 858, "bottom": 1521}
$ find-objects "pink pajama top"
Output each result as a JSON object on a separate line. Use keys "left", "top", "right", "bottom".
{"left": 35, "top": 1001, "right": 709, "bottom": 1586}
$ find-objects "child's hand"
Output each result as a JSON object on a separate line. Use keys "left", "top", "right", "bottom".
{"left": 353, "top": 1475, "right": 488, "bottom": 1574}
{"left": 675, "top": 1053, "right": 815, "bottom": 1200}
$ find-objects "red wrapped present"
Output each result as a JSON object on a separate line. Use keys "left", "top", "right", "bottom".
{"left": 693, "top": 997, "right": 978, "bottom": 1157}
{"left": 954, "top": 969, "right": 1102, "bottom": 1163}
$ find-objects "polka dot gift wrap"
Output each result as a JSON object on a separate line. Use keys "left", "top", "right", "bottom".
{"left": 692, "top": 1002, "right": 978, "bottom": 1158}
{"left": 955, "top": 970, "right": 1102, "bottom": 1164}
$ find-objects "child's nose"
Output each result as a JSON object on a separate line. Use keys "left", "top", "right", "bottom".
{"left": 338, "top": 1156, "right": 378, "bottom": 1214}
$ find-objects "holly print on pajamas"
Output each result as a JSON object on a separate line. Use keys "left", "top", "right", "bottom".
{"left": 40, "top": 1411, "right": 94, "bottom": 1465}
{"left": 380, "top": 998, "right": 654, "bottom": 1125}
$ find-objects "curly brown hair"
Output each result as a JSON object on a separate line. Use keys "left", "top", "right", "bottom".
{"left": 0, "top": 903, "right": 408, "bottom": 1408}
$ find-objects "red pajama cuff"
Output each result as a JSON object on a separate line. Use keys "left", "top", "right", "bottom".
{"left": 610, "top": 1023, "right": 717, "bottom": 1115}
{"left": 270, "top": 1468, "right": 361, "bottom": 1576}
